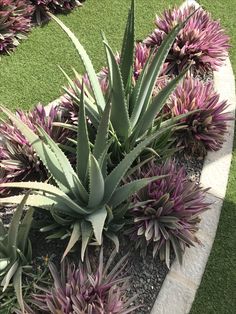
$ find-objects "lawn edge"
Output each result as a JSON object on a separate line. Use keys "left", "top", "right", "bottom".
{"left": 151, "top": 26, "right": 236, "bottom": 314}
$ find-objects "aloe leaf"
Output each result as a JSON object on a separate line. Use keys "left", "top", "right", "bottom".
{"left": 109, "top": 175, "right": 168, "bottom": 208}
{"left": 63, "top": 86, "right": 100, "bottom": 128}
{"left": 49, "top": 13, "right": 106, "bottom": 111}
{"left": 0, "top": 182, "right": 89, "bottom": 215}
{"left": 103, "top": 40, "right": 131, "bottom": 139}
{"left": 104, "top": 232, "right": 120, "bottom": 252}
{"left": 18, "top": 208, "right": 34, "bottom": 255}
{"left": 7, "top": 192, "right": 30, "bottom": 260}
{"left": 72, "top": 68, "right": 95, "bottom": 103}
{"left": 1, "top": 260, "right": 18, "bottom": 291}
{"left": 120, "top": 0, "right": 135, "bottom": 89}
{"left": 86, "top": 207, "right": 107, "bottom": 245}
{"left": 81, "top": 221, "right": 92, "bottom": 261}
{"left": 53, "top": 122, "right": 77, "bottom": 132}
{"left": 97, "top": 141, "right": 113, "bottom": 178}
{"left": 77, "top": 83, "right": 90, "bottom": 184}
{"left": 13, "top": 266, "right": 24, "bottom": 313}
{"left": 103, "top": 124, "right": 174, "bottom": 203}
{"left": 88, "top": 155, "right": 105, "bottom": 208}
{"left": 0, "top": 106, "right": 69, "bottom": 194}
{"left": 160, "top": 109, "right": 201, "bottom": 128}
{"left": 130, "top": 51, "right": 152, "bottom": 122}
{"left": 93, "top": 98, "right": 112, "bottom": 160}
{"left": 37, "top": 127, "right": 88, "bottom": 202}
{"left": 0, "top": 220, "right": 6, "bottom": 237}
{"left": 0, "top": 194, "right": 56, "bottom": 208}
{"left": 130, "top": 21, "right": 187, "bottom": 131}
{"left": 133, "top": 67, "right": 189, "bottom": 138}
{"left": 62, "top": 222, "right": 81, "bottom": 261}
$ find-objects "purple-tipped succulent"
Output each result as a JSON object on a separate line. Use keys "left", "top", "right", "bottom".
{"left": 166, "top": 76, "right": 232, "bottom": 155}
{"left": 144, "top": 5, "right": 230, "bottom": 74}
{"left": 30, "top": 0, "right": 81, "bottom": 24}
{"left": 0, "top": 104, "right": 72, "bottom": 195}
{"left": 127, "top": 159, "right": 210, "bottom": 267}
{"left": 25, "top": 250, "right": 137, "bottom": 314}
{"left": 0, "top": 0, "right": 34, "bottom": 53}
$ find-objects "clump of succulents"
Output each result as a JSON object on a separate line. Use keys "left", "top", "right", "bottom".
{"left": 30, "top": 0, "right": 81, "bottom": 24}
{"left": 0, "top": 104, "right": 72, "bottom": 196}
{"left": 23, "top": 250, "right": 137, "bottom": 314}
{"left": 0, "top": 0, "right": 34, "bottom": 53}
{"left": 126, "top": 159, "right": 210, "bottom": 267}
{"left": 0, "top": 192, "right": 34, "bottom": 313}
{"left": 144, "top": 5, "right": 230, "bottom": 74}
{"left": 165, "top": 77, "right": 232, "bottom": 155}
{"left": 54, "top": 0, "right": 193, "bottom": 165}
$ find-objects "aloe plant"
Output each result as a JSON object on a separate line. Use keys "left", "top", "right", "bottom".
{"left": 0, "top": 192, "right": 34, "bottom": 313}
{"left": 0, "top": 78, "right": 171, "bottom": 263}
{"left": 50, "top": 0, "right": 196, "bottom": 164}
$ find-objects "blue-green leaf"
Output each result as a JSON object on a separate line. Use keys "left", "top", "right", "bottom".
{"left": 88, "top": 155, "right": 105, "bottom": 208}
{"left": 50, "top": 13, "right": 106, "bottom": 111}
{"left": 86, "top": 207, "right": 107, "bottom": 245}
{"left": 120, "top": 0, "right": 135, "bottom": 89}
{"left": 103, "top": 40, "right": 130, "bottom": 139}
{"left": 77, "top": 82, "right": 90, "bottom": 184}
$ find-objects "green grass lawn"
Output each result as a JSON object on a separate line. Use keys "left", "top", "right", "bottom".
{"left": 190, "top": 1, "right": 236, "bottom": 313}
{"left": 0, "top": 0, "right": 235, "bottom": 313}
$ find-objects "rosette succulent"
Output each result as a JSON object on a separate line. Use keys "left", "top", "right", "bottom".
{"left": 126, "top": 160, "right": 210, "bottom": 267}
{"left": 166, "top": 77, "right": 232, "bottom": 155}
{"left": 0, "top": 0, "right": 34, "bottom": 53}
{"left": 144, "top": 5, "right": 230, "bottom": 74}
{"left": 23, "top": 250, "right": 137, "bottom": 314}
{"left": 0, "top": 104, "right": 72, "bottom": 195}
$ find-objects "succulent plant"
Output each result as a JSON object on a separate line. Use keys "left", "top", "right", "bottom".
{"left": 144, "top": 5, "right": 230, "bottom": 74}
{"left": 126, "top": 159, "right": 210, "bottom": 267}
{"left": 0, "top": 103, "right": 72, "bottom": 196}
{"left": 165, "top": 76, "right": 232, "bottom": 155}
{"left": 23, "top": 250, "right": 137, "bottom": 314}
{"left": 0, "top": 192, "right": 34, "bottom": 313}
{"left": 30, "top": 0, "right": 82, "bottom": 24}
{"left": 0, "top": 0, "right": 34, "bottom": 53}
{"left": 54, "top": 0, "right": 195, "bottom": 165}
{"left": 0, "top": 78, "right": 169, "bottom": 261}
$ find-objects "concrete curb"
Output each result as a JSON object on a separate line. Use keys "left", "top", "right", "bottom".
{"left": 151, "top": 2, "right": 236, "bottom": 314}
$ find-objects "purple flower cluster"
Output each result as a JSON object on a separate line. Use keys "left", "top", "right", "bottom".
{"left": 144, "top": 5, "right": 230, "bottom": 74}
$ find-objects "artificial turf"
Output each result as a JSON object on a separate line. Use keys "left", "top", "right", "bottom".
{"left": 190, "top": 1, "right": 236, "bottom": 313}
{"left": 0, "top": 0, "right": 235, "bottom": 313}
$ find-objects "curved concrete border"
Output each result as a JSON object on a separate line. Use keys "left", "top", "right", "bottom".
{"left": 151, "top": 2, "right": 236, "bottom": 314}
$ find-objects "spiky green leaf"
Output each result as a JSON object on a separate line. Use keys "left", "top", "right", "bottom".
{"left": 86, "top": 207, "right": 107, "bottom": 245}
{"left": 50, "top": 13, "right": 106, "bottom": 111}
{"left": 103, "top": 40, "right": 130, "bottom": 139}
{"left": 109, "top": 175, "right": 168, "bottom": 208}
{"left": 62, "top": 222, "right": 81, "bottom": 261}
{"left": 88, "top": 155, "right": 105, "bottom": 208}
{"left": 77, "top": 83, "right": 90, "bottom": 184}
{"left": 120, "top": 0, "right": 135, "bottom": 89}
{"left": 81, "top": 221, "right": 92, "bottom": 261}
{"left": 134, "top": 67, "right": 189, "bottom": 138}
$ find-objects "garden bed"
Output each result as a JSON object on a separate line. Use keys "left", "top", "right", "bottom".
{"left": 1, "top": 0, "right": 233, "bottom": 314}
